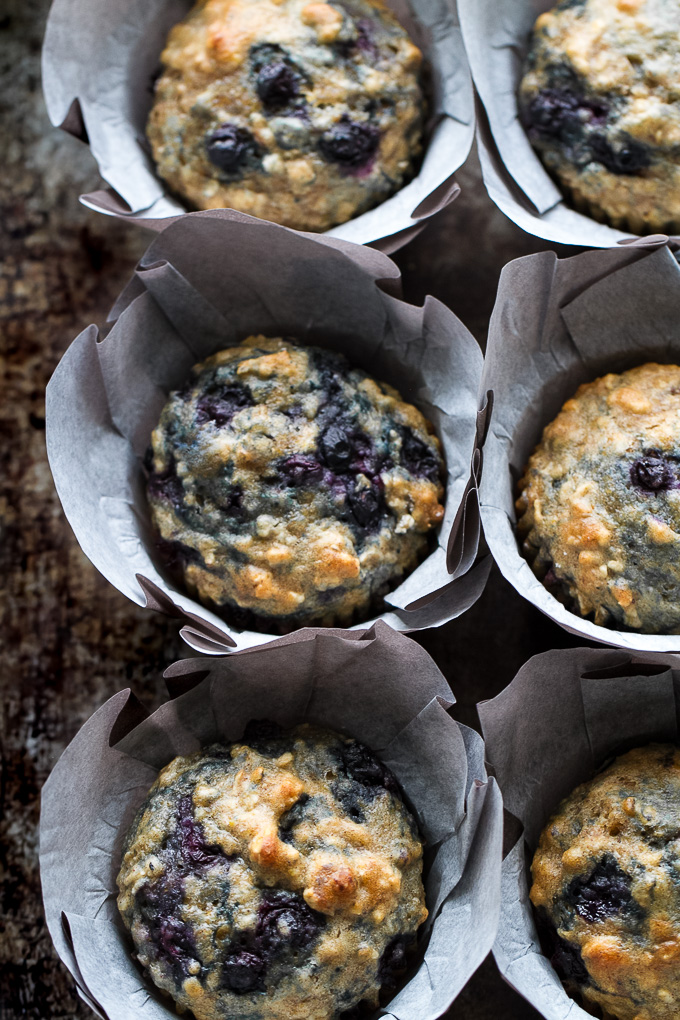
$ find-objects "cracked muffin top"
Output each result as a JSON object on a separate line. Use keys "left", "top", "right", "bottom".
{"left": 117, "top": 721, "right": 428, "bottom": 1020}
{"left": 531, "top": 744, "right": 680, "bottom": 1020}
{"left": 146, "top": 336, "right": 445, "bottom": 633}
{"left": 519, "top": 0, "right": 680, "bottom": 234}
{"left": 147, "top": 0, "right": 425, "bottom": 231}
{"left": 516, "top": 363, "right": 680, "bottom": 634}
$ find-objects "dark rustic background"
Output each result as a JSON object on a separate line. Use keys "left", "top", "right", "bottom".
{"left": 0, "top": 1, "right": 590, "bottom": 1016}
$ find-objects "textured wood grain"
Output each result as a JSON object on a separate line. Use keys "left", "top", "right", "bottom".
{"left": 0, "top": 2, "right": 587, "bottom": 1016}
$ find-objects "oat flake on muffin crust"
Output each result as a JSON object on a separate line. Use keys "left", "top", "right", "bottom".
{"left": 517, "top": 363, "right": 680, "bottom": 634}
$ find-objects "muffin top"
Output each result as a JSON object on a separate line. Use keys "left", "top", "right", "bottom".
{"left": 516, "top": 363, "right": 680, "bottom": 633}
{"left": 531, "top": 744, "right": 680, "bottom": 1020}
{"left": 117, "top": 722, "right": 428, "bottom": 1020}
{"left": 147, "top": 336, "right": 445, "bottom": 631}
{"left": 519, "top": 0, "right": 680, "bottom": 233}
{"left": 147, "top": 0, "right": 424, "bottom": 231}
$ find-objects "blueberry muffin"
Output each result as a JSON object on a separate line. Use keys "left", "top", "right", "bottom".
{"left": 146, "top": 336, "right": 445, "bottom": 631}
{"left": 531, "top": 744, "right": 680, "bottom": 1020}
{"left": 117, "top": 722, "right": 428, "bottom": 1020}
{"left": 519, "top": 0, "right": 680, "bottom": 234}
{"left": 516, "top": 363, "right": 680, "bottom": 633}
{"left": 146, "top": 0, "right": 424, "bottom": 231}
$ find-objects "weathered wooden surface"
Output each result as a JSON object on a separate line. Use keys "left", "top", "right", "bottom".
{"left": 0, "top": 2, "right": 589, "bottom": 1015}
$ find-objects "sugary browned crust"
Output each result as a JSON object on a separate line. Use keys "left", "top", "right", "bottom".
{"left": 519, "top": 0, "right": 680, "bottom": 234}
{"left": 531, "top": 744, "right": 680, "bottom": 1020}
{"left": 147, "top": 336, "right": 445, "bottom": 630}
{"left": 517, "top": 363, "right": 680, "bottom": 634}
{"left": 147, "top": 0, "right": 424, "bottom": 231}
{"left": 117, "top": 723, "right": 428, "bottom": 1020}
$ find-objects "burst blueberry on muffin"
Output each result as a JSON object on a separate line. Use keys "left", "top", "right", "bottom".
{"left": 518, "top": 0, "right": 680, "bottom": 234}
{"left": 146, "top": 336, "right": 445, "bottom": 632}
{"left": 531, "top": 744, "right": 680, "bottom": 1020}
{"left": 516, "top": 363, "right": 680, "bottom": 633}
{"left": 146, "top": 0, "right": 425, "bottom": 231}
{"left": 117, "top": 722, "right": 428, "bottom": 1020}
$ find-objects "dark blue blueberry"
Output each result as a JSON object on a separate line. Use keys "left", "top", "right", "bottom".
{"left": 589, "top": 133, "right": 651, "bottom": 175}
{"left": 278, "top": 793, "right": 311, "bottom": 842}
{"left": 147, "top": 458, "right": 184, "bottom": 507}
{"left": 318, "top": 117, "right": 380, "bottom": 169}
{"left": 354, "top": 20, "right": 378, "bottom": 59}
{"left": 399, "top": 427, "right": 441, "bottom": 482}
{"left": 339, "top": 19, "right": 378, "bottom": 61}
{"left": 206, "top": 124, "right": 260, "bottom": 175}
{"left": 155, "top": 537, "right": 200, "bottom": 571}
{"left": 321, "top": 423, "right": 354, "bottom": 471}
{"left": 332, "top": 782, "right": 365, "bottom": 823}
{"left": 535, "top": 906, "right": 589, "bottom": 985}
{"left": 176, "top": 795, "right": 227, "bottom": 868}
{"left": 551, "top": 935, "right": 589, "bottom": 984}
{"left": 566, "top": 857, "right": 633, "bottom": 923}
{"left": 630, "top": 452, "right": 678, "bottom": 493}
{"left": 341, "top": 741, "right": 399, "bottom": 795}
{"left": 195, "top": 382, "right": 253, "bottom": 427}
{"left": 524, "top": 88, "right": 608, "bottom": 143}
{"left": 250, "top": 44, "right": 306, "bottom": 111}
{"left": 242, "top": 718, "right": 287, "bottom": 757}
{"left": 136, "top": 875, "right": 196, "bottom": 979}
{"left": 347, "top": 484, "right": 384, "bottom": 530}
{"left": 222, "top": 950, "right": 265, "bottom": 993}
{"left": 220, "top": 889, "right": 324, "bottom": 992}
{"left": 217, "top": 486, "right": 243, "bottom": 514}
{"left": 279, "top": 454, "right": 325, "bottom": 487}
{"left": 378, "top": 935, "right": 412, "bottom": 987}
{"left": 256, "top": 890, "right": 325, "bottom": 953}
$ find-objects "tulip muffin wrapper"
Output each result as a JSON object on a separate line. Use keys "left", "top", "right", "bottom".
{"left": 478, "top": 240, "right": 680, "bottom": 653}
{"left": 478, "top": 645, "right": 680, "bottom": 1020}
{"left": 39, "top": 624, "right": 503, "bottom": 1020}
{"left": 41, "top": 0, "right": 473, "bottom": 252}
{"left": 46, "top": 209, "right": 488, "bottom": 653}
{"left": 457, "top": 0, "right": 680, "bottom": 248}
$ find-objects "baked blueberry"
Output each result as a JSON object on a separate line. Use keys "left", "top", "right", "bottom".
{"left": 630, "top": 452, "right": 678, "bottom": 493}
{"left": 117, "top": 724, "right": 428, "bottom": 1019}
{"left": 251, "top": 45, "right": 305, "bottom": 110}
{"left": 566, "top": 857, "right": 633, "bottom": 922}
{"left": 589, "top": 133, "right": 651, "bottom": 176}
{"left": 195, "top": 382, "right": 254, "bottom": 426}
{"left": 206, "top": 124, "right": 261, "bottom": 176}
{"left": 318, "top": 117, "right": 380, "bottom": 170}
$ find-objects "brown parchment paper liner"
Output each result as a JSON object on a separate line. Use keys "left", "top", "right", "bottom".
{"left": 41, "top": 0, "right": 473, "bottom": 253}
{"left": 45, "top": 209, "right": 489, "bottom": 654}
{"left": 478, "top": 239, "right": 680, "bottom": 653}
{"left": 478, "top": 645, "right": 680, "bottom": 1020}
{"left": 39, "top": 624, "right": 503, "bottom": 1020}
{"left": 457, "top": 1, "right": 680, "bottom": 248}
